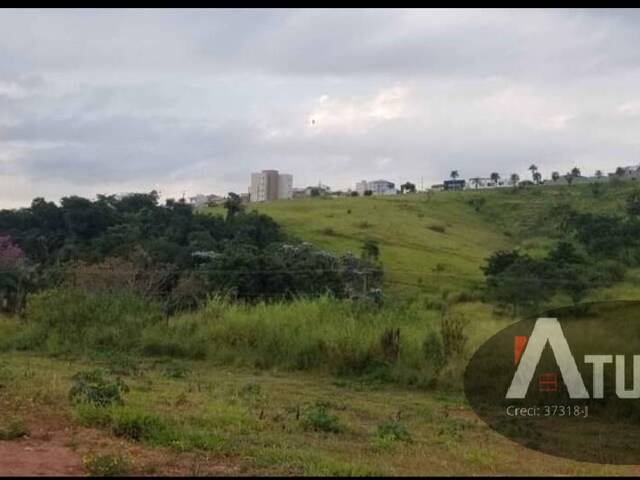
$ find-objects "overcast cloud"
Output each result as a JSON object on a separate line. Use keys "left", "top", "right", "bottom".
{"left": 1, "top": 8, "right": 640, "bottom": 207}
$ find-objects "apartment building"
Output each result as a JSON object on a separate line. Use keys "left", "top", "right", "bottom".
{"left": 249, "top": 170, "right": 293, "bottom": 202}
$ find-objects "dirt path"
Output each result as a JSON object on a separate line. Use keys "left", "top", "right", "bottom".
{"left": 0, "top": 440, "right": 84, "bottom": 476}
{"left": 0, "top": 419, "right": 84, "bottom": 476}
{"left": 0, "top": 415, "right": 242, "bottom": 476}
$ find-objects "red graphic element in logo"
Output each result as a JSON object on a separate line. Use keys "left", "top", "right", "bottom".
{"left": 514, "top": 335, "right": 527, "bottom": 365}
{"left": 539, "top": 372, "right": 558, "bottom": 392}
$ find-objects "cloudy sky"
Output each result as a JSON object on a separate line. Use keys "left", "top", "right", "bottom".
{"left": 1, "top": 8, "right": 640, "bottom": 207}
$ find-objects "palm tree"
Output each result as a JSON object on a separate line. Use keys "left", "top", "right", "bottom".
{"left": 616, "top": 166, "right": 626, "bottom": 177}
{"left": 510, "top": 173, "right": 520, "bottom": 186}
{"left": 551, "top": 171, "right": 560, "bottom": 182}
{"left": 490, "top": 172, "right": 500, "bottom": 186}
{"left": 571, "top": 167, "right": 581, "bottom": 177}
{"left": 450, "top": 170, "right": 459, "bottom": 180}
{"left": 595, "top": 170, "right": 603, "bottom": 179}
{"left": 528, "top": 164, "right": 538, "bottom": 179}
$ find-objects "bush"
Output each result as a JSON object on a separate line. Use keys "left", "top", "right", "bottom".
{"left": 83, "top": 452, "right": 132, "bottom": 476}
{"left": 375, "top": 420, "right": 411, "bottom": 442}
{"left": 111, "top": 408, "right": 168, "bottom": 442}
{"left": 0, "top": 417, "right": 29, "bottom": 440}
{"left": 302, "top": 405, "right": 343, "bottom": 433}
{"left": 69, "top": 369, "right": 129, "bottom": 407}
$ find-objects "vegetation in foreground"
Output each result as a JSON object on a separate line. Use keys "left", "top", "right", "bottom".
{"left": 0, "top": 353, "right": 634, "bottom": 476}
{"left": 3, "top": 181, "right": 640, "bottom": 474}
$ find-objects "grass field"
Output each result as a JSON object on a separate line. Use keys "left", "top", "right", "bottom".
{"left": 0, "top": 352, "right": 635, "bottom": 476}
{"left": 245, "top": 181, "right": 640, "bottom": 301}
{"left": 4, "top": 181, "right": 640, "bottom": 475}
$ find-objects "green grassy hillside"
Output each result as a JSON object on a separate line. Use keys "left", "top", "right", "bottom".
{"left": 236, "top": 181, "right": 640, "bottom": 302}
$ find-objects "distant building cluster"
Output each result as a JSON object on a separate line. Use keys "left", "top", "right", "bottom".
{"left": 355, "top": 179, "right": 397, "bottom": 196}
{"left": 249, "top": 169, "right": 293, "bottom": 202}
{"left": 185, "top": 163, "right": 640, "bottom": 209}
{"left": 188, "top": 193, "right": 225, "bottom": 208}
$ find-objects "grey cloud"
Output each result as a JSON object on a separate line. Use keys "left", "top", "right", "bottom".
{"left": 2, "top": 9, "right": 640, "bottom": 207}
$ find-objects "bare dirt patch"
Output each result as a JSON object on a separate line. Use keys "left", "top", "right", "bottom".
{"left": 0, "top": 415, "right": 241, "bottom": 476}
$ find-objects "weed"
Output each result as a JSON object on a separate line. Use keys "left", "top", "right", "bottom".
{"left": 0, "top": 417, "right": 29, "bottom": 440}
{"left": 302, "top": 404, "right": 343, "bottom": 433}
{"left": 163, "top": 362, "right": 191, "bottom": 379}
{"left": 69, "top": 369, "right": 129, "bottom": 407}
{"left": 110, "top": 408, "right": 167, "bottom": 442}
{"left": 375, "top": 419, "right": 412, "bottom": 442}
{"left": 83, "top": 451, "right": 132, "bottom": 476}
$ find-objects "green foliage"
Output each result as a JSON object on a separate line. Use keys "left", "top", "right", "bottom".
{"left": 0, "top": 417, "right": 29, "bottom": 440}
{"left": 24, "top": 288, "right": 163, "bottom": 352}
{"left": 83, "top": 452, "right": 132, "bottom": 477}
{"left": 69, "top": 369, "right": 129, "bottom": 407}
{"left": 375, "top": 419, "right": 411, "bottom": 442}
{"left": 110, "top": 408, "right": 168, "bottom": 442}
{"left": 302, "top": 404, "right": 343, "bottom": 433}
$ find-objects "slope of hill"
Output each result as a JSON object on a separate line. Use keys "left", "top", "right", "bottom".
{"left": 243, "top": 181, "right": 640, "bottom": 302}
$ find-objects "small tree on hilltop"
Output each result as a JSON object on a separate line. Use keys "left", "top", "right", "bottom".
{"left": 224, "top": 192, "right": 245, "bottom": 220}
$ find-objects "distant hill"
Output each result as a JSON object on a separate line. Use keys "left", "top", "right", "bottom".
{"left": 235, "top": 181, "right": 640, "bottom": 302}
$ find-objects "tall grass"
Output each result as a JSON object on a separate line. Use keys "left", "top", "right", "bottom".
{"left": 1, "top": 288, "right": 466, "bottom": 388}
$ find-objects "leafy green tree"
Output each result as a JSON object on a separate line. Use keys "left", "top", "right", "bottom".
{"left": 223, "top": 192, "right": 245, "bottom": 221}
{"left": 450, "top": 170, "right": 459, "bottom": 180}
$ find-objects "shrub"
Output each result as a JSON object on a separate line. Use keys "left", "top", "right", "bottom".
{"left": 0, "top": 417, "right": 29, "bottom": 440}
{"left": 69, "top": 369, "right": 129, "bottom": 407}
{"left": 302, "top": 405, "right": 343, "bottom": 433}
{"left": 375, "top": 420, "right": 411, "bottom": 442}
{"left": 111, "top": 408, "right": 167, "bottom": 442}
{"left": 83, "top": 452, "right": 132, "bottom": 476}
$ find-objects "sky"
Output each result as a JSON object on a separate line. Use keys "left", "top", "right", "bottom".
{"left": 1, "top": 8, "right": 640, "bottom": 207}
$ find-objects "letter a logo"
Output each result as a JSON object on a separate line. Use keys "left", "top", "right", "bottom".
{"left": 506, "top": 318, "right": 589, "bottom": 399}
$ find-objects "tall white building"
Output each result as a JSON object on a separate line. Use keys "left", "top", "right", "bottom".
{"left": 249, "top": 170, "right": 293, "bottom": 202}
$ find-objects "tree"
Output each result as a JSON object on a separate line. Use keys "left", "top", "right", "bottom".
{"left": 490, "top": 172, "right": 500, "bottom": 185}
{"left": 528, "top": 164, "right": 538, "bottom": 181}
{"left": 510, "top": 173, "right": 520, "bottom": 186}
{"left": 364, "top": 190, "right": 373, "bottom": 197}
{"left": 533, "top": 172, "right": 542, "bottom": 184}
{"left": 223, "top": 192, "right": 245, "bottom": 220}
{"left": 564, "top": 172, "right": 575, "bottom": 186}
{"left": 551, "top": 171, "right": 560, "bottom": 182}
{"left": 571, "top": 166, "right": 581, "bottom": 177}
{"left": 595, "top": 170, "right": 603, "bottom": 179}
{"left": 400, "top": 182, "right": 416, "bottom": 194}
{"left": 450, "top": 170, "right": 459, "bottom": 180}
{"left": 470, "top": 177, "right": 481, "bottom": 189}
{"left": 616, "top": 166, "right": 626, "bottom": 177}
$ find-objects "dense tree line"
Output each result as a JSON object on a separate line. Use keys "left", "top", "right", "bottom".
{"left": 483, "top": 190, "right": 640, "bottom": 313}
{"left": 0, "top": 192, "right": 382, "bottom": 313}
